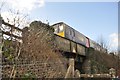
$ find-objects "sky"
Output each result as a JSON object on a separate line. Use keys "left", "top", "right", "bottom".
{"left": 0, "top": 0, "right": 119, "bottom": 52}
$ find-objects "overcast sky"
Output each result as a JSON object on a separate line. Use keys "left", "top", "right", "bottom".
{"left": 0, "top": 0, "right": 119, "bottom": 52}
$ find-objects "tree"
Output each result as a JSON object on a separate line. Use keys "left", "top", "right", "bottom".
{"left": 21, "top": 21, "right": 66, "bottom": 78}
{"left": 0, "top": 1, "right": 29, "bottom": 78}
{"left": 0, "top": 3, "right": 67, "bottom": 78}
{"left": 97, "top": 35, "right": 111, "bottom": 53}
{"left": 98, "top": 35, "right": 106, "bottom": 48}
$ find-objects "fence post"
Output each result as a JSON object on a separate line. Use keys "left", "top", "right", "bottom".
{"left": 75, "top": 69, "right": 81, "bottom": 78}
{"left": 65, "top": 58, "right": 75, "bottom": 78}
{"left": 0, "top": 14, "right": 3, "bottom": 79}
{"left": 109, "top": 68, "right": 116, "bottom": 78}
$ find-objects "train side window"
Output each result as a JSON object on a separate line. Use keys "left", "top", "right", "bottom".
{"left": 70, "top": 29, "right": 71, "bottom": 35}
{"left": 70, "top": 28, "right": 73, "bottom": 36}
{"left": 69, "top": 27, "right": 71, "bottom": 35}
{"left": 72, "top": 29, "right": 75, "bottom": 37}
{"left": 70, "top": 29, "right": 72, "bottom": 35}
{"left": 65, "top": 27, "right": 69, "bottom": 36}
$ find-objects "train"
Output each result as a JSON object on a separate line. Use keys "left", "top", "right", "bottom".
{"left": 52, "top": 22, "right": 107, "bottom": 56}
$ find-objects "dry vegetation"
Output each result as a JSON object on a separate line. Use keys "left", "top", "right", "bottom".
{"left": 2, "top": 21, "right": 67, "bottom": 78}
{"left": 21, "top": 21, "right": 67, "bottom": 78}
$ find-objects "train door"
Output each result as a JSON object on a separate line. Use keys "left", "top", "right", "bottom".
{"left": 70, "top": 28, "right": 77, "bottom": 53}
{"left": 86, "top": 37, "right": 90, "bottom": 48}
{"left": 65, "top": 26, "right": 71, "bottom": 39}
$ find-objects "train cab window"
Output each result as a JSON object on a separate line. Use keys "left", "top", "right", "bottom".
{"left": 54, "top": 25, "right": 59, "bottom": 33}
{"left": 59, "top": 24, "right": 64, "bottom": 32}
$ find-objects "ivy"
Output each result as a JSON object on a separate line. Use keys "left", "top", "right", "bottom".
{"left": 2, "top": 39, "right": 15, "bottom": 63}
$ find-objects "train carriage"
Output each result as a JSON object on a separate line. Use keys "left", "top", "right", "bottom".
{"left": 52, "top": 22, "right": 107, "bottom": 56}
{"left": 52, "top": 22, "right": 89, "bottom": 47}
{"left": 52, "top": 22, "right": 87, "bottom": 56}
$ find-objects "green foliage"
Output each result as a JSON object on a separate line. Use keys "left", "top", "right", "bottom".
{"left": 2, "top": 39, "right": 15, "bottom": 62}
{"left": 88, "top": 48, "right": 110, "bottom": 74}
{"left": 91, "top": 59, "right": 108, "bottom": 74}
{"left": 22, "top": 71, "right": 36, "bottom": 79}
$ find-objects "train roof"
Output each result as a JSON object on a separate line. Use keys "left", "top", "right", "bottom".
{"left": 52, "top": 22, "right": 88, "bottom": 37}
{"left": 51, "top": 22, "right": 64, "bottom": 26}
